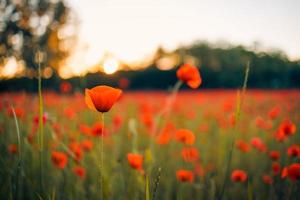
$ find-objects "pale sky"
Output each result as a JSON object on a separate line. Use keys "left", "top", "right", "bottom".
{"left": 63, "top": 0, "right": 300, "bottom": 76}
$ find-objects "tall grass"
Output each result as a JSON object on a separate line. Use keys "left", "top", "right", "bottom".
{"left": 11, "top": 106, "right": 23, "bottom": 200}
{"left": 37, "top": 50, "right": 44, "bottom": 197}
{"left": 218, "top": 62, "right": 250, "bottom": 200}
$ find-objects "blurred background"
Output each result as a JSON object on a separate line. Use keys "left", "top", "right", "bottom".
{"left": 0, "top": 0, "right": 300, "bottom": 91}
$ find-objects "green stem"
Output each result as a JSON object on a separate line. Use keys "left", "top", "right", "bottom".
{"left": 38, "top": 52, "right": 44, "bottom": 196}
{"left": 11, "top": 106, "right": 21, "bottom": 161}
{"left": 153, "top": 80, "right": 183, "bottom": 136}
{"left": 218, "top": 62, "right": 250, "bottom": 200}
{"left": 99, "top": 113, "right": 104, "bottom": 199}
{"left": 11, "top": 106, "right": 22, "bottom": 200}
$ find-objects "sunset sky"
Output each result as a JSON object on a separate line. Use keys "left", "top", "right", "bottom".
{"left": 65, "top": 0, "right": 300, "bottom": 70}
{"left": 2, "top": 0, "right": 300, "bottom": 78}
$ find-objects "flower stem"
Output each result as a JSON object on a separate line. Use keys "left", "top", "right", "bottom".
{"left": 153, "top": 80, "right": 182, "bottom": 135}
{"left": 99, "top": 113, "right": 105, "bottom": 199}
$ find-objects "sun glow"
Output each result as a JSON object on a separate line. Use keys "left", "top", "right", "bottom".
{"left": 103, "top": 58, "right": 119, "bottom": 74}
{"left": 0, "top": 57, "right": 24, "bottom": 78}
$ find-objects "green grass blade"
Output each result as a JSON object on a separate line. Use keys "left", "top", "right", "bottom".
{"left": 145, "top": 175, "right": 150, "bottom": 200}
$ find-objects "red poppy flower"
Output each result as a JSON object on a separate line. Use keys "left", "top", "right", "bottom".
{"left": 140, "top": 113, "right": 154, "bottom": 130}
{"left": 268, "top": 106, "right": 280, "bottom": 120}
{"left": 127, "top": 153, "right": 143, "bottom": 170}
{"left": 73, "top": 166, "right": 86, "bottom": 179}
{"left": 235, "top": 139, "right": 251, "bottom": 153}
{"left": 228, "top": 113, "right": 236, "bottom": 126}
{"left": 60, "top": 81, "right": 72, "bottom": 93}
{"left": 51, "top": 151, "right": 68, "bottom": 169}
{"left": 81, "top": 140, "right": 93, "bottom": 152}
{"left": 156, "top": 124, "right": 174, "bottom": 145}
{"left": 274, "top": 130, "right": 287, "bottom": 142}
{"left": 176, "top": 169, "right": 194, "bottom": 182}
{"left": 262, "top": 175, "right": 273, "bottom": 185}
{"left": 194, "top": 163, "right": 205, "bottom": 177}
{"left": 251, "top": 137, "right": 267, "bottom": 152}
{"left": 7, "top": 107, "right": 24, "bottom": 118}
{"left": 269, "top": 150, "right": 280, "bottom": 161}
{"left": 33, "top": 113, "right": 48, "bottom": 125}
{"left": 8, "top": 144, "right": 18, "bottom": 154}
{"left": 255, "top": 116, "right": 272, "bottom": 130}
{"left": 231, "top": 170, "right": 247, "bottom": 182}
{"left": 79, "top": 124, "right": 92, "bottom": 136}
{"left": 176, "top": 64, "right": 201, "bottom": 89}
{"left": 69, "top": 142, "right": 83, "bottom": 161}
{"left": 181, "top": 147, "right": 199, "bottom": 162}
{"left": 282, "top": 164, "right": 300, "bottom": 181}
{"left": 287, "top": 144, "right": 300, "bottom": 158}
{"left": 118, "top": 77, "right": 130, "bottom": 89}
{"left": 272, "top": 162, "right": 281, "bottom": 175}
{"left": 64, "top": 107, "right": 76, "bottom": 119}
{"left": 91, "top": 123, "right": 106, "bottom": 137}
{"left": 156, "top": 131, "right": 171, "bottom": 145}
{"left": 175, "top": 129, "right": 195, "bottom": 145}
{"left": 85, "top": 85, "right": 122, "bottom": 113}
{"left": 112, "top": 115, "right": 123, "bottom": 130}
{"left": 278, "top": 120, "right": 296, "bottom": 137}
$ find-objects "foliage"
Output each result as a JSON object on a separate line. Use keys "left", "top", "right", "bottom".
{"left": 0, "top": 0, "right": 76, "bottom": 71}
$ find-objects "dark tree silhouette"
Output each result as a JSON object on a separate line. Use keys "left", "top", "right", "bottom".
{"left": 0, "top": 0, "right": 77, "bottom": 73}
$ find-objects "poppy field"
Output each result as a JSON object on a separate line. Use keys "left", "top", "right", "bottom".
{"left": 0, "top": 65, "right": 300, "bottom": 200}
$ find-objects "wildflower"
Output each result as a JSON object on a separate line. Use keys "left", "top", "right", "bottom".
{"left": 235, "top": 139, "right": 251, "bottom": 153}
{"left": 255, "top": 116, "right": 272, "bottom": 130}
{"left": 156, "top": 131, "right": 171, "bottom": 145}
{"left": 181, "top": 147, "right": 199, "bottom": 162}
{"left": 274, "top": 130, "right": 287, "bottom": 142}
{"left": 33, "top": 113, "right": 48, "bottom": 125}
{"left": 251, "top": 137, "right": 267, "bottom": 152}
{"left": 269, "top": 150, "right": 280, "bottom": 161}
{"left": 51, "top": 151, "right": 68, "bottom": 169}
{"left": 79, "top": 124, "right": 92, "bottom": 136}
{"left": 69, "top": 142, "right": 83, "bottom": 161}
{"left": 176, "top": 170, "right": 194, "bottom": 182}
{"left": 91, "top": 123, "right": 106, "bottom": 137}
{"left": 73, "top": 166, "right": 86, "bottom": 179}
{"left": 85, "top": 85, "right": 122, "bottom": 113}
{"left": 194, "top": 163, "right": 205, "bottom": 177}
{"left": 278, "top": 119, "right": 296, "bottom": 137}
{"left": 80, "top": 140, "right": 93, "bottom": 152}
{"left": 175, "top": 129, "right": 195, "bottom": 145}
{"left": 262, "top": 175, "right": 273, "bottom": 185}
{"left": 287, "top": 144, "right": 300, "bottom": 158}
{"left": 127, "top": 153, "right": 143, "bottom": 170}
{"left": 272, "top": 162, "right": 281, "bottom": 175}
{"left": 282, "top": 164, "right": 300, "bottom": 181}
{"left": 228, "top": 113, "right": 236, "bottom": 126}
{"left": 60, "top": 81, "right": 72, "bottom": 93}
{"left": 176, "top": 64, "right": 201, "bottom": 89}
{"left": 118, "top": 77, "right": 130, "bottom": 89}
{"left": 156, "top": 123, "right": 174, "bottom": 145}
{"left": 231, "top": 170, "right": 247, "bottom": 182}
{"left": 7, "top": 107, "right": 24, "bottom": 118}
{"left": 64, "top": 107, "right": 76, "bottom": 119}
{"left": 268, "top": 106, "right": 280, "bottom": 120}
{"left": 140, "top": 113, "right": 154, "bottom": 130}
{"left": 8, "top": 144, "right": 18, "bottom": 154}
{"left": 112, "top": 115, "right": 123, "bottom": 130}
